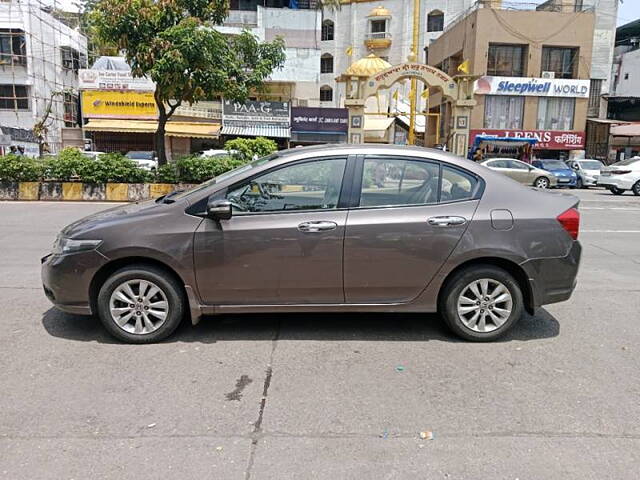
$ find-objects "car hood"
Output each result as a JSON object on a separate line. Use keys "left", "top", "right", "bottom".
{"left": 61, "top": 199, "right": 166, "bottom": 239}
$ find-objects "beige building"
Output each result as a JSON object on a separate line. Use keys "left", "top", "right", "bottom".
{"left": 428, "top": 2, "right": 597, "bottom": 158}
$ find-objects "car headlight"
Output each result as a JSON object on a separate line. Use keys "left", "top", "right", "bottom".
{"left": 52, "top": 236, "right": 102, "bottom": 255}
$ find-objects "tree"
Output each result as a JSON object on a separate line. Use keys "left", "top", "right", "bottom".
{"left": 91, "top": 0, "right": 286, "bottom": 165}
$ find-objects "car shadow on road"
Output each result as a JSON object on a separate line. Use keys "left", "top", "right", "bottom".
{"left": 41, "top": 307, "right": 559, "bottom": 344}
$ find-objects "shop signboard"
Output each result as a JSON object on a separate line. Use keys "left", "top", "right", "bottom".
{"left": 291, "top": 107, "right": 348, "bottom": 133}
{"left": 78, "top": 69, "right": 155, "bottom": 91}
{"left": 81, "top": 91, "right": 157, "bottom": 119}
{"left": 222, "top": 100, "right": 290, "bottom": 126}
{"left": 474, "top": 76, "right": 590, "bottom": 98}
{"left": 469, "top": 129, "right": 585, "bottom": 150}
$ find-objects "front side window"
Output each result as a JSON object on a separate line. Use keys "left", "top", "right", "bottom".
{"left": 506, "top": 160, "right": 529, "bottom": 170}
{"left": 226, "top": 158, "right": 346, "bottom": 213}
{"left": 537, "top": 97, "right": 575, "bottom": 130}
{"left": 0, "top": 84, "right": 29, "bottom": 110}
{"left": 484, "top": 95, "right": 524, "bottom": 129}
{"left": 487, "top": 44, "right": 526, "bottom": 77}
{"left": 359, "top": 158, "right": 440, "bottom": 207}
{"left": 542, "top": 47, "right": 578, "bottom": 79}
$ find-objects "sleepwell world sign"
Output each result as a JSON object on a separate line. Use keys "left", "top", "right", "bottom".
{"left": 474, "top": 76, "right": 590, "bottom": 98}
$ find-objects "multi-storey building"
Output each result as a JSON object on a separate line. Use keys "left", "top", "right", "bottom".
{"left": 0, "top": 0, "right": 87, "bottom": 155}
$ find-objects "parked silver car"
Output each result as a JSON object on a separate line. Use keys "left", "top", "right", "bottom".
{"left": 566, "top": 159, "right": 604, "bottom": 188}
{"left": 481, "top": 158, "right": 557, "bottom": 188}
{"left": 42, "top": 145, "right": 581, "bottom": 343}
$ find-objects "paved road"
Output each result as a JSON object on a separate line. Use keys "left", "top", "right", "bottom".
{"left": 1, "top": 190, "right": 639, "bottom": 479}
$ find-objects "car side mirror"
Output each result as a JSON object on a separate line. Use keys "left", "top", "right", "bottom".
{"left": 207, "top": 198, "right": 232, "bottom": 221}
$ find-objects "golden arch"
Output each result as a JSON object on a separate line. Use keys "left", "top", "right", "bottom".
{"left": 361, "top": 63, "right": 458, "bottom": 101}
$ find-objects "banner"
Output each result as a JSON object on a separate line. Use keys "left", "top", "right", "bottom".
{"left": 78, "top": 69, "right": 155, "bottom": 91}
{"left": 222, "top": 100, "right": 290, "bottom": 126}
{"left": 291, "top": 107, "right": 348, "bottom": 133}
{"left": 474, "top": 76, "right": 590, "bottom": 98}
{"left": 82, "top": 91, "right": 157, "bottom": 119}
{"left": 469, "top": 129, "right": 585, "bottom": 150}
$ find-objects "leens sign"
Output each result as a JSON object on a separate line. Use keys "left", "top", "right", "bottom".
{"left": 474, "top": 76, "right": 590, "bottom": 98}
{"left": 469, "top": 129, "right": 585, "bottom": 150}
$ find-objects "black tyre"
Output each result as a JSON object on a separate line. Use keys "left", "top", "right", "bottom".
{"left": 609, "top": 186, "right": 625, "bottom": 196}
{"left": 97, "top": 264, "right": 185, "bottom": 343}
{"left": 533, "top": 177, "right": 550, "bottom": 189}
{"left": 576, "top": 178, "right": 584, "bottom": 189}
{"left": 439, "top": 265, "right": 524, "bottom": 342}
{"left": 632, "top": 181, "right": 640, "bottom": 196}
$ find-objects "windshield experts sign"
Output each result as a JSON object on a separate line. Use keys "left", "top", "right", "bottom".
{"left": 474, "top": 76, "right": 590, "bottom": 98}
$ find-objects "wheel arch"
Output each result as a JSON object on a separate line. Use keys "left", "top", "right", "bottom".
{"left": 437, "top": 257, "right": 535, "bottom": 315}
{"left": 89, "top": 256, "right": 188, "bottom": 316}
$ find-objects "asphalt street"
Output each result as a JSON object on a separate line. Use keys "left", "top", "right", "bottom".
{"left": 1, "top": 189, "right": 639, "bottom": 479}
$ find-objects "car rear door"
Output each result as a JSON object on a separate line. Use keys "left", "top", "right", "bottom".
{"left": 193, "top": 156, "right": 351, "bottom": 305}
{"left": 343, "top": 155, "right": 482, "bottom": 304}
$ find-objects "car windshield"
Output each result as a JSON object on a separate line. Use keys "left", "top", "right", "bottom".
{"left": 539, "top": 160, "right": 567, "bottom": 169}
{"left": 170, "top": 153, "right": 278, "bottom": 201}
{"left": 578, "top": 160, "right": 603, "bottom": 169}
{"left": 612, "top": 157, "right": 640, "bottom": 166}
{"left": 127, "top": 152, "right": 153, "bottom": 159}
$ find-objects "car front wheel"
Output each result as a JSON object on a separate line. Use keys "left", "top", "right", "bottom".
{"left": 534, "top": 177, "right": 550, "bottom": 189}
{"left": 439, "top": 266, "right": 524, "bottom": 342}
{"left": 97, "top": 265, "right": 185, "bottom": 343}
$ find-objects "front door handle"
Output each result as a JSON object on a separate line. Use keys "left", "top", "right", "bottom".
{"left": 298, "top": 221, "right": 338, "bottom": 233}
{"left": 428, "top": 216, "right": 467, "bottom": 227}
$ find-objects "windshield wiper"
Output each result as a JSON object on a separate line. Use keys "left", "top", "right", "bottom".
{"left": 158, "top": 189, "right": 184, "bottom": 204}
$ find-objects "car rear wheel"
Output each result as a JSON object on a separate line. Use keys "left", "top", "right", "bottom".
{"left": 576, "top": 178, "right": 583, "bottom": 189}
{"left": 97, "top": 265, "right": 185, "bottom": 344}
{"left": 439, "top": 266, "right": 524, "bottom": 342}
{"left": 609, "top": 186, "right": 625, "bottom": 195}
{"left": 534, "top": 177, "right": 550, "bottom": 189}
{"left": 632, "top": 181, "right": 640, "bottom": 196}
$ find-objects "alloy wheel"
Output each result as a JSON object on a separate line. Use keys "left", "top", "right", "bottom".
{"left": 109, "top": 279, "right": 169, "bottom": 335}
{"left": 534, "top": 177, "right": 549, "bottom": 189}
{"left": 633, "top": 181, "right": 640, "bottom": 196}
{"left": 456, "top": 278, "right": 513, "bottom": 333}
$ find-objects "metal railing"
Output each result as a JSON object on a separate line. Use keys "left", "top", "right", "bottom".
{"left": 365, "top": 32, "right": 392, "bottom": 40}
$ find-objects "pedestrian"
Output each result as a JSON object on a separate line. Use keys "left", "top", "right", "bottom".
{"left": 9, "top": 145, "right": 17, "bottom": 155}
{"left": 17, "top": 146, "right": 25, "bottom": 156}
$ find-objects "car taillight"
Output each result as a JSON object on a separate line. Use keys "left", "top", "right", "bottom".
{"left": 557, "top": 208, "right": 580, "bottom": 240}
{"left": 610, "top": 170, "right": 632, "bottom": 175}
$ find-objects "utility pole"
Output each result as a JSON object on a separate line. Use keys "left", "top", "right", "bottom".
{"left": 408, "top": 0, "right": 420, "bottom": 145}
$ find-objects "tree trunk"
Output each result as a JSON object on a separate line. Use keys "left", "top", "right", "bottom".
{"left": 155, "top": 111, "right": 168, "bottom": 166}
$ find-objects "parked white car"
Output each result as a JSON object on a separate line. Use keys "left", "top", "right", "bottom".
{"left": 597, "top": 157, "right": 640, "bottom": 195}
{"left": 125, "top": 151, "right": 158, "bottom": 171}
{"left": 198, "top": 149, "right": 238, "bottom": 158}
{"left": 82, "top": 151, "right": 106, "bottom": 161}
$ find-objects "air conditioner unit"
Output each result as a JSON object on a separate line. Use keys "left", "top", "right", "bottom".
{"left": 542, "top": 71, "right": 555, "bottom": 79}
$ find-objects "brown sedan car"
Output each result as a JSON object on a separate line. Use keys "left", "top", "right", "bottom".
{"left": 42, "top": 145, "right": 581, "bottom": 343}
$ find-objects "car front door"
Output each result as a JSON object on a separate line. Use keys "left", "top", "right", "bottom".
{"left": 343, "top": 156, "right": 482, "bottom": 304}
{"left": 506, "top": 159, "right": 533, "bottom": 184}
{"left": 193, "top": 156, "right": 350, "bottom": 305}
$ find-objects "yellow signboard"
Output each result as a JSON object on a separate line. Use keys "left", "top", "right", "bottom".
{"left": 81, "top": 90, "right": 157, "bottom": 119}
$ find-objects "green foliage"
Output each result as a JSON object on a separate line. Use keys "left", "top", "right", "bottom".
{"left": 0, "top": 154, "right": 43, "bottom": 182}
{"left": 43, "top": 147, "right": 91, "bottom": 181}
{"left": 155, "top": 162, "right": 179, "bottom": 184}
{"left": 44, "top": 150, "right": 151, "bottom": 184}
{"left": 224, "top": 137, "right": 278, "bottom": 163}
{"left": 175, "top": 154, "right": 245, "bottom": 184}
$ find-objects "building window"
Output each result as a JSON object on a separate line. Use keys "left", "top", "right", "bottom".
{"left": 321, "top": 20, "right": 334, "bottom": 41}
{"left": 61, "top": 46, "right": 87, "bottom": 71}
{"left": 320, "top": 53, "right": 333, "bottom": 74}
{"left": 0, "top": 84, "right": 29, "bottom": 110}
{"left": 370, "top": 19, "right": 386, "bottom": 34}
{"left": 541, "top": 47, "right": 578, "bottom": 79}
{"left": 537, "top": 97, "right": 575, "bottom": 130}
{"left": 487, "top": 44, "right": 526, "bottom": 77}
{"left": 588, "top": 79, "right": 602, "bottom": 117}
{"left": 0, "top": 28, "right": 27, "bottom": 66}
{"left": 427, "top": 10, "right": 444, "bottom": 32}
{"left": 63, "top": 92, "right": 79, "bottom": 127}
{"left": 320, "top": 85, "right": 333, "bottom": 102}
{"left": 484, "top": 95, "right": 524, "bottom": 129}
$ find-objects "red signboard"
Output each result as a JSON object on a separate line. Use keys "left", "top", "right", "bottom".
{"left": 469, "top": 129, "right": 585, "bottom": 150}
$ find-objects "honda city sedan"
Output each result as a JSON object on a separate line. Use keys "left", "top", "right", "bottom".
{"left": 42, "top": 145, "right": 581, "bottom": 343}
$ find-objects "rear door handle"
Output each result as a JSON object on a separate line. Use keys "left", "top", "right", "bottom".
{"left": 298, "top": 221, "right": 338, "bottom": 233}
{"left": 428, "top": 216, "right": 467, "bottom": 227}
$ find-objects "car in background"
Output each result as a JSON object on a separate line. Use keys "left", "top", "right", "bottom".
{"left": 43, "top": 145, "right": 582, "bottom": 344}
{"left": 83, "top": 151, "right": 106, "bottom": 161}
{"left": 597, "top": 157, "right": 640, "bottom": 196}
{"left": 198, "top": 149, "right": 238, "bottom": 158}
{"left": 531, "top": 159, "right": 578, "bottom": 188}
{"left": 481, "top": 158, "right": 557, "bottom": 189}
{"left": 565, "top": 159, "right": 604, "bottom": 188}
{"left": 125, "top": 151, "right": 158, "bottom": 171}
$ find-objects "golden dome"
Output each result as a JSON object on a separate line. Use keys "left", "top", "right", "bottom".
{"left": 368, "top": 5, "right": 391, "bottom": 17}
{"left": 345, "top": 54, "right": 392, "bottom": 76}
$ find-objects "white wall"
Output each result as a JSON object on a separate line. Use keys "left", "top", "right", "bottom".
{"left": 614, "top": 48, "right": 640, "bottom": 97}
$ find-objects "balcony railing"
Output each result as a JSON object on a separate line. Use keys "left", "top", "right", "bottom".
{"left": 366, "top": 32, "right": 392, "bottom": 40}
{"left": 224, "top": 10, "right": 258, "bottom": 27}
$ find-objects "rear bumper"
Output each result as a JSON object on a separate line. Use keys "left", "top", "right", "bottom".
{"left": 521, "top": 241, "right": 582, "bottom": 308}
{"left": 597, "top": 176, "right": 635, "bottom": 190}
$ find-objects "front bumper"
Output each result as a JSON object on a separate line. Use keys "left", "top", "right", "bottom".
{"left": 554, "top": 176, "right": 578, "bottom": 188}
{"left": 581, "top": 175, "right": 598, "bottom": 186}
{"left": 41, "top": 250, "right": 108, "bottom": 315}
{"left": 521, "top": 241, "right": 582, "bottom": 308}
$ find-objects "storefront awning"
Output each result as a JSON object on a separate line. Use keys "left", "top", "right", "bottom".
{"left": 610, "top": 123, "right": 640, "bottom": 137}
{"left": 220, "top": 125, "right": 291, "bottom": 138}
{"left": 84, "top": 119, "right": 220, "bottom": 138}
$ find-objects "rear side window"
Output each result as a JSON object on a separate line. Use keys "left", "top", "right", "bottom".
{"left": 441, "top": 165, "right": 478, "bottom": 202}
{"left": 360, "top": 158, "right": 440, "bottom": 207}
